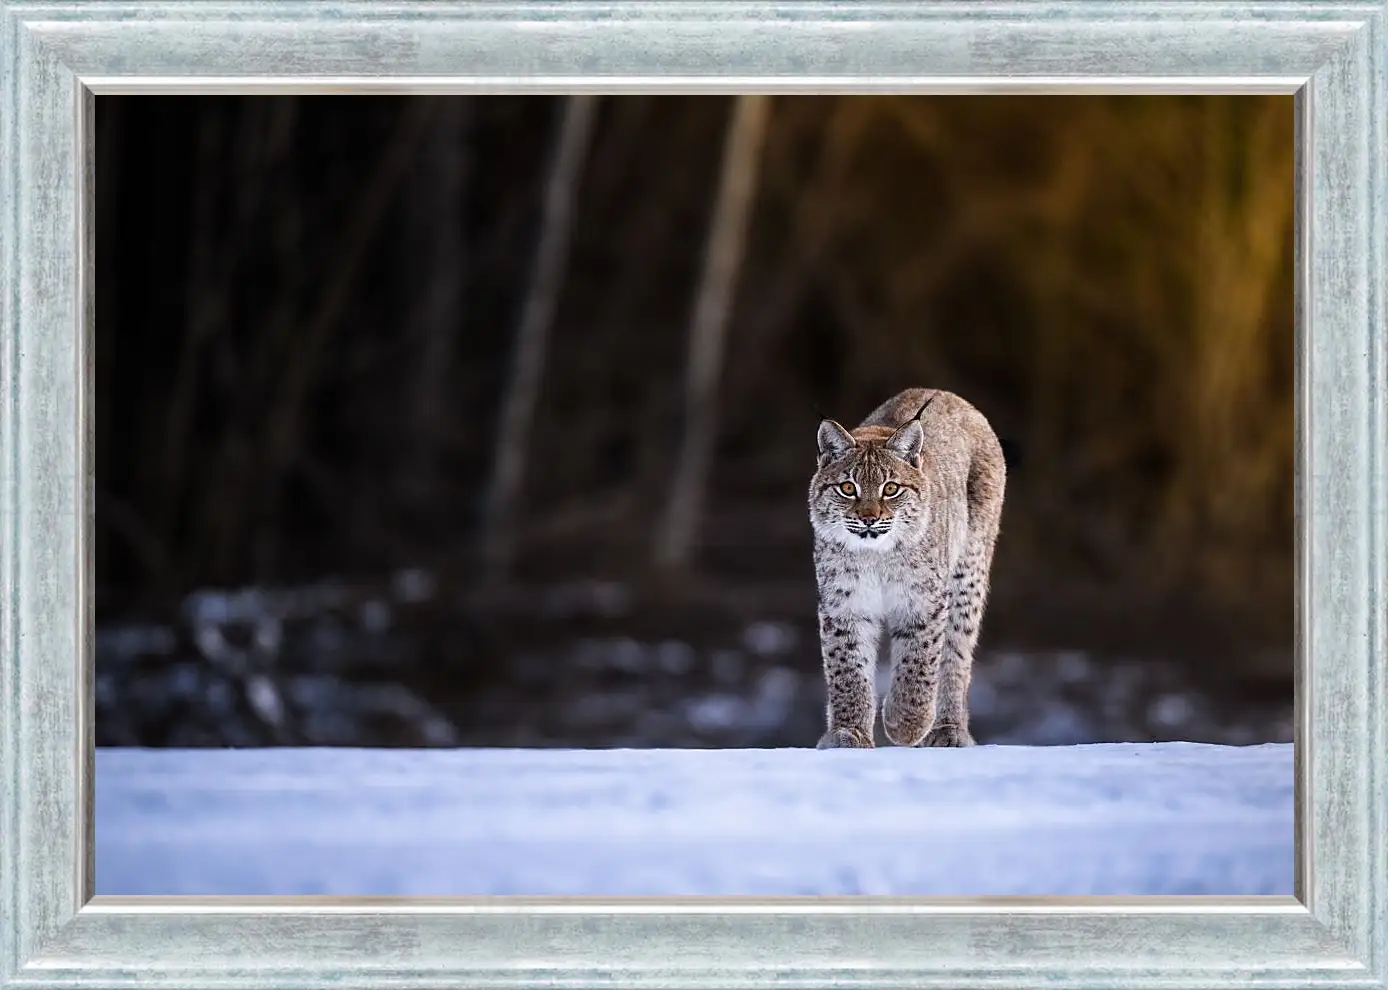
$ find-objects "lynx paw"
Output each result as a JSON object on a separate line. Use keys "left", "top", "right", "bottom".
{"left": 881, "top": 696, "right": 931, "bottom": 747}
{"left": 921, "top": 723, "right": 975, "bottom": 748}
{"left": 816, "top": 726, "right": 875, "bottom": 749}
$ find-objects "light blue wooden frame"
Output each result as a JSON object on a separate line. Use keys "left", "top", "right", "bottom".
{"left": 0, "top": 2, "right": 1384, "bottom": 987}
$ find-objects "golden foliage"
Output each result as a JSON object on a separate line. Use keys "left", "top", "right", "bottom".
{"left": 756, "top": 95, "right": 1293, "bottom": 604}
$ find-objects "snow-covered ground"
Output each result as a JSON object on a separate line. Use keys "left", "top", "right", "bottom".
{"left": 96, "top": 742, "right": 1293, "bottom": 897}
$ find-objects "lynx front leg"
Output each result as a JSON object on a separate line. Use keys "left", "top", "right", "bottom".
{"left": 816, "top": 608, "right": 878, "bottom": 749}
{"left": 881, "top": 600, "right": 948, "bottom": 747}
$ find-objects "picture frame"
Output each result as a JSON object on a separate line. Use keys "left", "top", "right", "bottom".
{"left": 1, "top": 1, "right": 1384, "bottom": 987}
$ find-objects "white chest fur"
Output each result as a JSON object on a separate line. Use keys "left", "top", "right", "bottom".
{"left": 839, "top": 564, "right": 887, "bottom": 620}
{"left": 835, "top": 554, "right": 927, "bottom": 624}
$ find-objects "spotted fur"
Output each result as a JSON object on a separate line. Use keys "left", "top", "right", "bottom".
{"left": 808, "top": 388, "right": 1006, "bottom": 748}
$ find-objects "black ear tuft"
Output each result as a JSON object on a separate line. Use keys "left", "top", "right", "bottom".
{"left": 885, "top": 419, "right": 924, "bottom": 468}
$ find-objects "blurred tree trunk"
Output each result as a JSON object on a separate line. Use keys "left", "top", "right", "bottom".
{"left": 654, "top": 94, "right": 772, "bottom": 571}
{"left": 158, "top": 102, "right": 227, "bottom": 552}
{"left": 1164, "top": 96, "right": 1294, "bottom": 585}
{"left": 726, "top": 97, "right": 869, "bottom": 406}
{"left": 401, "top": 98, "right": 471, "bottom": 509}
{"left": 218, "top": 99, "right": 435, "bottom": 580}
{"left": 481, "top": 94, "right": 600, "bottom": 576}
{"left": 197, "top": 98, "right": 305, "bottom": 582}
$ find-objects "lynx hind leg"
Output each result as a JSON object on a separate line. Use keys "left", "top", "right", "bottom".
{"left": 924, "top": 458, "right": 1004, "bottom": 748}
{"left": 921, "top": 543, "right": 988, "bottom": 747}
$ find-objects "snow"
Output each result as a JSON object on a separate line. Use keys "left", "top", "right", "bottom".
{"left": 95, "top": 742, "right": 1293, "bottom": 898}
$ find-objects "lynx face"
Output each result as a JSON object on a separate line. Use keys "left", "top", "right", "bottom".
{"left": 808, "top": 418, "right": 928, "bottom": 552}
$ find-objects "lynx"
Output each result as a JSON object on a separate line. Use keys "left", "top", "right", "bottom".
{"left": 808, "top": 388, "right": 1006, "bottom": 749}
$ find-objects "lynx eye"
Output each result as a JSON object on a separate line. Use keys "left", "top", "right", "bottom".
{"left": 837, "top": 481, "right": 858, "bottom": 498}
{"left": 882, "top": 482, "right": 902, "bottom": 498}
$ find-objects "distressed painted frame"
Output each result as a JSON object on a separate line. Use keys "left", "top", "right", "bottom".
{"left": 0, "top": 1, "right": 1384, "bottom": 987}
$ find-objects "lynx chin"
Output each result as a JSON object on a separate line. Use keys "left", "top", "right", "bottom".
{"left": 808, "top": 388, "right": 1005, "bottom": 749}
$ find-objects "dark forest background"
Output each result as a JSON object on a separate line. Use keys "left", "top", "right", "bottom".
{"left": 95, "top": 94, "right": 1295, "bottom": 750}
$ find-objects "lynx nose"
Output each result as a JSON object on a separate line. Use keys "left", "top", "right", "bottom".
{"left": 855, "top": 504, "right": 885, "bottom": 524}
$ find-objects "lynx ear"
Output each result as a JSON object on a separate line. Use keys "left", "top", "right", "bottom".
{"left": 885, "top": 419, "right": 924, "bottom": 468}
{"left": 816, "top": 420, "right": 856, "bottom": 465}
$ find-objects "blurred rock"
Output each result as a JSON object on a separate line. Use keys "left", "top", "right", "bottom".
{"left": 95, "top": 578, "right": 1293, "bottom": 751}
{"left": 743, "top": 621, "right": 797, "bottom": 658}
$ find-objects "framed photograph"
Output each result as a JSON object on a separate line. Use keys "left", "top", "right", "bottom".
{"left": 1, "top": 1, "right": 1384, "bottom": 988}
